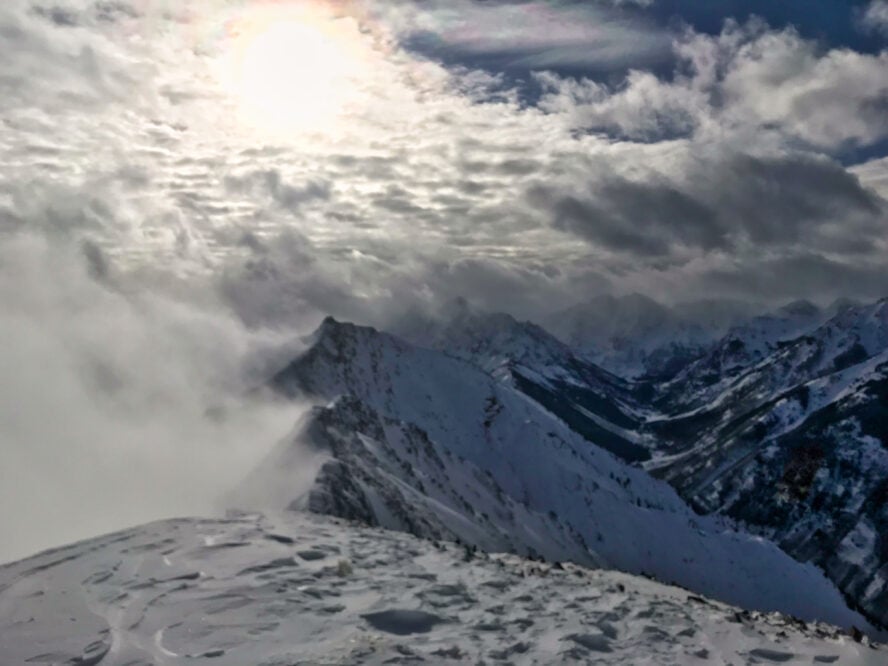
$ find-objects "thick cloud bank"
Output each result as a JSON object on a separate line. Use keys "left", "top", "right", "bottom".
{"left": 0, "top": 235, "right": 302, "bottom": 563}
{"left": 1, "top": 0, "right": 885, "bottom": 321}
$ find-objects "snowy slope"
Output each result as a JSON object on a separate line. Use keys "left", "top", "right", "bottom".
{"left": 243, "top": 316, "right": 872, "bottom": 629}
{"left": 640, "top": 299, "right": 888, "bottom": 627}
{"left": 393, "top": 300, "right": 652, "bottom": 462}
{"left": 0, "top": 512, "right": 883, "bottom": 666}
{"left": 654, "top": 300, "right": 842, "bottom": 415}
{"left": 648, "top": 298, "right": 888, "bottom": 459}
{"left": 395, "top": 299, "right": 625, "bottom": 391}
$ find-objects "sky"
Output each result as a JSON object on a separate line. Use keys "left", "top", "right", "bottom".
{"left": 0, "top": 0, "right": 887, "bottom": 559}
{"left": 2, "top": 0, "right": 887, "bottom": 324}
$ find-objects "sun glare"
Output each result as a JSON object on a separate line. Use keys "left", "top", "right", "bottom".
{"left": 221, "top": 6, "right": 366, "bottom": 135}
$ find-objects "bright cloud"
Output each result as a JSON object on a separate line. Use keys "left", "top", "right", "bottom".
{"left": 859, "top": 0, "right": 888, "bottom": 35}
{"left": 1, "top": 0, "right": 887, "bottom": 313}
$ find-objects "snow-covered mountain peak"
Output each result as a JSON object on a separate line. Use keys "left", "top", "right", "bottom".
{"left": 393, "top": 302, "right": 654, "bottom": 462}
{"left": 778, "top": 299, "right": 821, "bottom": 318}
{"left": 821, "top": 297, "right": 888, "bottom": 353}
{"left": 542, "top": 294, "right": 750, "bottom": 379}
{"left": 246, "top": 317, "right": 877, "bottom": 629}
{"left": 312, "top": 315, "right": 399, "bottom": 350}
{"left": 828, "top": 296, "right": 865, "bottom": 315}
{"left": 656, "top": 298, "right": 838, "bottom": 407}
{"left": 396, "top": 301, "right": 604, "bottom": 384}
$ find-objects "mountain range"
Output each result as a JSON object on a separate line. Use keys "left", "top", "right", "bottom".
{"left": 239, "top": 293, "right": 888, "bottom": 629}
{"left": 235, "top": 315, "right": 864, "bottom": 628}
{"left": 408, "top": 295, "right": 888, "bottom": 628}
{"left": 5, "top": 293, "right": 888, "bottom": 662}
{"left": 645, "top": 298, "right": 888, "bottom": 628}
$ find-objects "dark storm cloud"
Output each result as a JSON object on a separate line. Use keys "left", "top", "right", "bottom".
{"left": 529, "top": 152, "right": 886, "bottom": 260}
{"left": 529, "top": 180, "right": 719, "bottom": 257}
{"left": 702, "top": 252, "right": 888, "bottom": 302}
{"left": 714, "top": 155, "right": 884, "bottom": 244}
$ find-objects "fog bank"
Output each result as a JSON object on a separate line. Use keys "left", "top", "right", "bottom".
{"left": 0, "top": 234, "right": 305, "bottom": 563}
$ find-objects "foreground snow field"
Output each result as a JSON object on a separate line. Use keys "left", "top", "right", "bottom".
{"left": 0, "top": 512, "right": 882, "bottom": 665}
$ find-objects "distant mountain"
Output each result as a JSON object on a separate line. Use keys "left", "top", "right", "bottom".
{"left": 644, "top": 298, "right": 888, "bottom": 627}
{"left": 3, "top": 512, "right": 881, "bottom": 665}
{"left": 392, "top": 296, "right": 888, "bottom": 629}
{"left": 653, "top": 299, "right": 834, "bottom": 414}
{"left": 542, "top": 294, "right": 756, "bottom": 379}
{"left": 236, "top": 316, "right": 870, "bottom": 627}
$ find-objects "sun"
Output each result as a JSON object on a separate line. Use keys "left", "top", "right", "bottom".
{"left": 220, "top": 6, "right": 366, "bottom": 135}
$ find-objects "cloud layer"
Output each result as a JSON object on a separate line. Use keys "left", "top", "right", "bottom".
{"left": 0, "top": 232, "right": 306, "bottom": 563}
{"left": 2, "top": 0, "right": 887, "bottom": 323}
{"left": 860, "top": 0, "right": 888, "bottom": 36}
{"left": 382, "top": 0, "right": 671, "bottom": 71}
{"left": 536, "top": 19, "right": 888, "bottom": 149}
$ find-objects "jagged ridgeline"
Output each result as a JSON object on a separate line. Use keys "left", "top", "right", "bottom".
{"left": 236, "top": 315, "right": 872, "bottom": 631}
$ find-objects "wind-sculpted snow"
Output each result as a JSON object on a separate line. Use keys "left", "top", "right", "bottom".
{"left": 250, "top": 317, "right": 872, "bottom": 630}
{"left": 0, "top": 512, "right": 883, "bottom": 665}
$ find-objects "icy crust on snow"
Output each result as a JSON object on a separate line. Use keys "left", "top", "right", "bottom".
{"left": 0, "top": 512, "right": 883, "bottom": 666}
{"left": 260, "top": 317, "right": 871, "bottom": 630}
